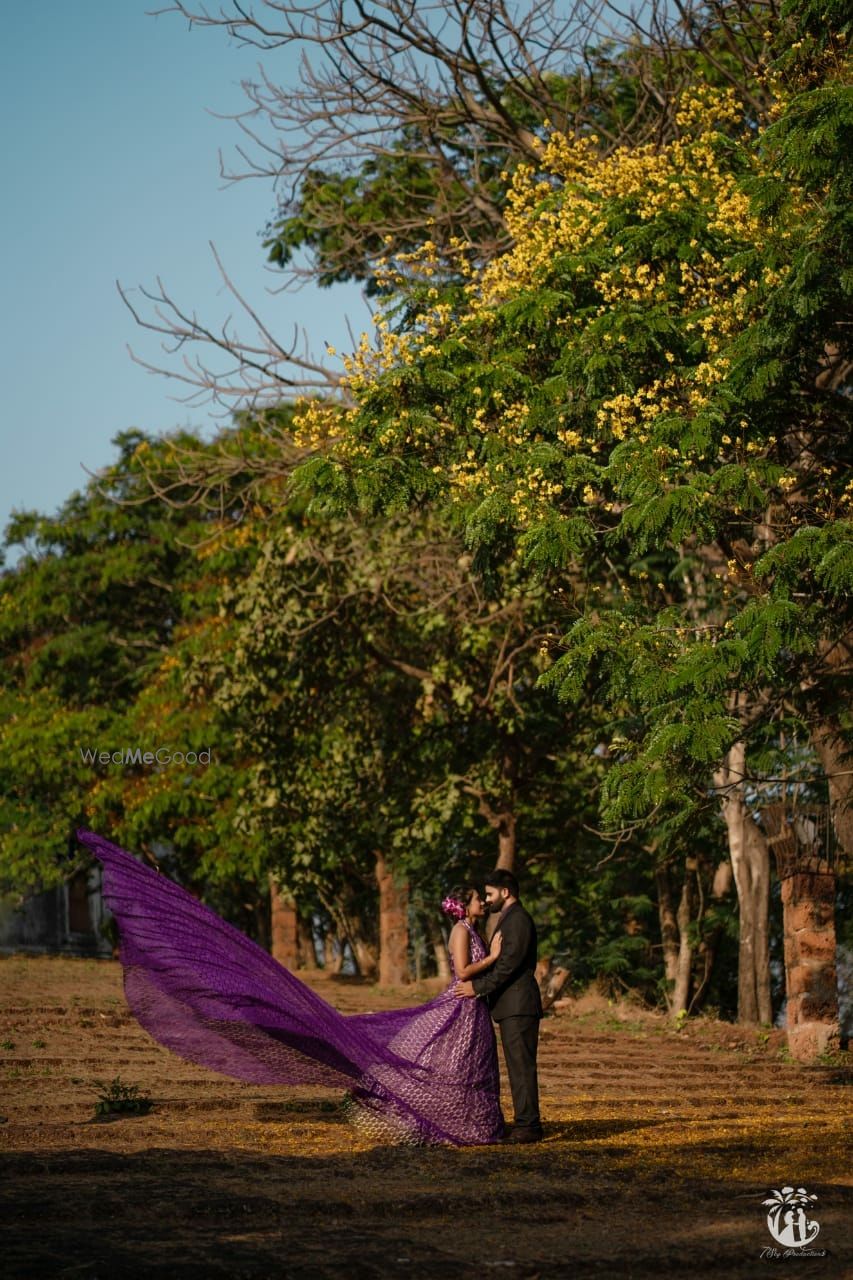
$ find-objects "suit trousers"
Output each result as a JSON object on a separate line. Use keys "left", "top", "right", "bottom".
{"left": 498, "top": 1014, "right": 541, "bottom": 1130}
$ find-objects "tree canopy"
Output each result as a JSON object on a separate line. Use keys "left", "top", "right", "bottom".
{"left": 3, "top": 1, "right": 850, "bottom": 1038}
{"left": 289, "top": 25, "right": 853, "bottom": 835}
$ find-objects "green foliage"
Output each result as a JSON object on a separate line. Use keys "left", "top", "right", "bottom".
{"left": 209, "top": 506, "right": 612, "bottom": 943}
{"left": 294, "top": 13, "right": 852, "bottom": 839}
{"left": 754, "top": 523, "right": 853, "bottom": 596}
{"left": 91, "top": 1076, "right": 152, "bottom": 1116}
{"left": 0, "top": 426, "right": 262, "bottom": 901}
{"left": 8, "top": 8, "right": 851, "bottom": 1015}
{"left": 264, "top": 139, "right": 505, "bottom": 294}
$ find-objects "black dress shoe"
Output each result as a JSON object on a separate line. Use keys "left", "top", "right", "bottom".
{"left": 503, "top": 1126, "right": 543, "bottom": 1144}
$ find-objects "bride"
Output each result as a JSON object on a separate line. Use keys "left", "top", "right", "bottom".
{"left": 76, "top": 829, "right": 506, "bottom": 1146}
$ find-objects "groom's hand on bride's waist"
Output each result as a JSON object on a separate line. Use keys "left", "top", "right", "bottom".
{"left": 454, "top": 981, "right": 476, "bottom": 998}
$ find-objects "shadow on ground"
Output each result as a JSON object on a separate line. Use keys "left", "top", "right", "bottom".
{"left": 2, "top": 957, "right": 851, "bottom": 1278}
{"left": 2, "top": 1141, "right": 851, "bottom": 1279}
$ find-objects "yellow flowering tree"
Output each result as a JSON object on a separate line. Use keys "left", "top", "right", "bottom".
{"left": 293, "top": 11, "right": 853, "bottom": 1041}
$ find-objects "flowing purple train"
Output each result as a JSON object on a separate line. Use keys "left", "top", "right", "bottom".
{"left": 76, "top": 829, "right": 505, "bottom": 1146}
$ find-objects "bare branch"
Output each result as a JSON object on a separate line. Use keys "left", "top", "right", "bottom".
{"left": 125, "top": 1, "right": 778, "bottom": 485}
{"left": 116, "top": 240, "right": 354, "bottom": 414}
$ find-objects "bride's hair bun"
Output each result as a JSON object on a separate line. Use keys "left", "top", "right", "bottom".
{"left": 441, "top": 894, "right": 466, "bottom": 920}
{"left": 441, "top": 884, "right": 477, "bottom": 920}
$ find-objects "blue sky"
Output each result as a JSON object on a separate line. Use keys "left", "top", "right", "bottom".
{"left": 0, "top": 2, "right": 366, "bottom": 559}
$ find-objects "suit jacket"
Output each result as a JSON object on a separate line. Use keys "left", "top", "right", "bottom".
{"left": 470, "top": 900, "right": 543, "bottom": 1021}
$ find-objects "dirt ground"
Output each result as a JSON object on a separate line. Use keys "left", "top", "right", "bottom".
{"left": 0, "top": 956, "right": 850, "bottom": 1279}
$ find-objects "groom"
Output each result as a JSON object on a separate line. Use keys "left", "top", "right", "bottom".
{"left": 454, "top": 869, "right": 543, "bottom": 1143}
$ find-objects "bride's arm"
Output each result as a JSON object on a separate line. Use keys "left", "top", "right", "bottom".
{"left": 449, "top": 925, "right": 502, "bottom": 980}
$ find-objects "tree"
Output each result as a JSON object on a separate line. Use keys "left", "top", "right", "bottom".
{"left": 2, "top": 416, "right": 692, "bottom": 1003}
{"left": 0, "top": 428, "right": 198, "bottom": 890}
{"left": 124, "top": 1, "right": 781, "bottom": 410}
{"left": 0, "top": 428, "right": 268, "bottom": 941}
{"left": 206, "top": 500, "right": 608, "bottom": 981}
{"left": 289, "top": 12, "right": 852, "bottom": 1052}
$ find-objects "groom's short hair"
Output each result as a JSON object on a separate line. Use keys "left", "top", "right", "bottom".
{"left": 484, "top": 869, "right": 519, "bottom": 898}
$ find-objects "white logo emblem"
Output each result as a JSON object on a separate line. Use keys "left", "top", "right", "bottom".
{"left": 763, "top": 1187, "right": 820, "bottom": 1248}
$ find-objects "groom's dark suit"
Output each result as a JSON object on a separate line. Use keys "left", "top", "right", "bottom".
{"left": 471, "top": 900, "right": 543, "bottom": 1132}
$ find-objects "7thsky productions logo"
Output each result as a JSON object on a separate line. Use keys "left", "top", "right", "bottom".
{"left": 761, "top": 1186, "right": 827, "bottom": 1260}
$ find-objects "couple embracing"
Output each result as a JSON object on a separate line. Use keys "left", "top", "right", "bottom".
{"left": 445, "top": 869, "right": 544, "bottom": 1144}
{"left": 76, "top": 829, "right": 544, "bottom": 1147}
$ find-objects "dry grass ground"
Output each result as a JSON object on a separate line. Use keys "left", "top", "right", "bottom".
{"left": 1, "top": 955, "right": 851, "bottom": 1279}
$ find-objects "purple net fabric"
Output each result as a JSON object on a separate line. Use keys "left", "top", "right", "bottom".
{"left": 76, "top": 829, "right": 504, "bottom": 1146}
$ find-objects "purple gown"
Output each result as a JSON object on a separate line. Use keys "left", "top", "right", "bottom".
{"left": 76, "top": 830, "right": 505, "bottom": 1146}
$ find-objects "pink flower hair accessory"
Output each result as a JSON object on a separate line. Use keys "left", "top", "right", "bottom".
{"left": 441, "top": 895, "right": 467, "bottom": 920}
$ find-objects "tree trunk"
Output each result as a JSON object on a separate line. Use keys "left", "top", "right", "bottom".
{"left": 715, "top": 742, "right": 773, "bottom": 1025}
{"left": 672, "top": 858, "right": 696, "bottom": 1016}
{"left": 318, "top": 888, "right": 377, "bottom": 978}
{"left": 426, "top": 913, "right": 451, "bottom": 982}
{"left": 252, "top": 895, "right": 271, "bottom": 955}
{"left": 376, "top": 851, "right": 410, "bottom": 986}
{"left": 297, "top": 914, "right": 319, "bottom": 970}
{"left": 496, "top": 811, "right": 517, "bottom": 870}
{"left": 656, "top": 857, "right": 698, "bottom": 1017}
{"left": 323, "top": 930, "right": 344, "bottom": 974}
{"left": 812, "top": 716, "right": 853, "bottom": 858}
{"left": 268, "top": 874, "right": 299, "bottom": 969}
{"left": 350, "top": 930, "right": 379, "bottom": 979}
{"left": 781, "top": 871, "right": 840, "bottom": 1061}
{"left": 655, "top": 862, "right": 680, "bottom": 1008}
{"left": 761, "top": 801, "right": 841, "bottom": 1062}
{"left": 464, "top": 749, "right": 518, "bottom": 873}
{"left": 688, "top": 858, "right": 734, "bottom": 1015}
{"left": 745, "top": 814, "right": 772, "bottom": 1024}
{"left": 335, "top": 906, "right": 378, "bottom": 978}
